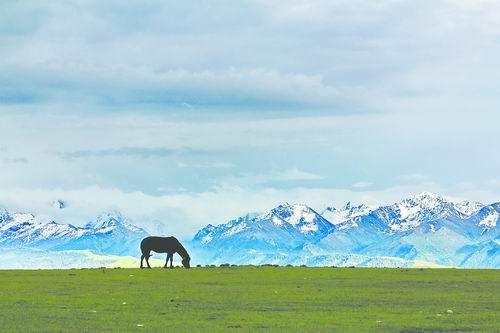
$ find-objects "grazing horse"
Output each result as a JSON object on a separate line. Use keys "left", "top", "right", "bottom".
{"left": 140, "top": 236, "right": 191, "bottom": 269}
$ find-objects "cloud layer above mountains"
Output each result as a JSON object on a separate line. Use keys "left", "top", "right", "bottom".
{"left": 1, "top": 1, "right": 499, "bottom": 236}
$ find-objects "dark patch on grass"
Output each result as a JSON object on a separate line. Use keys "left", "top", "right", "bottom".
{"left": 227, "top": 324, "right": 242, "bottom": 328}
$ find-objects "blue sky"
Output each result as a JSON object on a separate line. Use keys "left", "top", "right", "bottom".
{"left": 1, "top": 1, "right": 499, "bottom": 238}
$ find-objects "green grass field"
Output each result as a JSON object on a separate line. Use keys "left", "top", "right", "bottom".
{"left": 0, "top": 267, "right": 498, "bottom": 332}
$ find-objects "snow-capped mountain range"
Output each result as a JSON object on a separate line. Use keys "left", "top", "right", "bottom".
{"left": 0, "top": 192, "right": 498, "bottom": 268}
{"left": 0, "top": 209, "right": 148, "bottom": 256}
{"left": 192, "top": 192, "right": 499, "bottom": 268}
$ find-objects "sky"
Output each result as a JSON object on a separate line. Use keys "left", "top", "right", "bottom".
{"left": 1, "top": 0, "right": 499, "bottom": 238}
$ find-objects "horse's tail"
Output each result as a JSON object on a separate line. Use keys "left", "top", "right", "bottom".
{"left": 141, "top": 252, "right": 153, "bottom": 258}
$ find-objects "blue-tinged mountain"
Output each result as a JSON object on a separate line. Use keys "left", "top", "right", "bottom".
{"left": 192, "top": 203, "right": 335, "bottom": 264}
{"left": 334, "top": 193, "right": 498, "bottom": 267}
{"left": 0, "top": 209, "right": 148, "bottom": 256}
{"left": 1, "top": 192, "right": 498, "bottom": 268}
{"left": 192, "top": 192, "right": 499, "bottom": 268}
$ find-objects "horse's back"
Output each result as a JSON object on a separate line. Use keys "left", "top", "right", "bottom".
{"left": 141, "top": 236, "right": 178, "bottom": 253}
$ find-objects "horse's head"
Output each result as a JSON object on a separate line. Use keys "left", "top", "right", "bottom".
{"left": 182, "top": 256, "right": 191, "bottom": 269}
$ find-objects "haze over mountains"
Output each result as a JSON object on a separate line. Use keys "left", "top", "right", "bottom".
{"left": 0, "top": 192, "right": 498, "bottom": 268}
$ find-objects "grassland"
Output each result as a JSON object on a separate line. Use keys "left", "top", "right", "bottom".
{"left": 0, "top": 266, "right": 498, "bottom": 332}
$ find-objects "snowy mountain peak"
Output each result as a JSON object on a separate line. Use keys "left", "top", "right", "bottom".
{"left": 85, "top": 211, "right": 144, "bottom": 233}
{"left": 87, "top": 211, "right": 125, "bottom": 230}
{"left": 323, "top": 206, "right": 337, "bottom": 213}
{"left": 13, "top": 212, "right": 36, "bottom": 224}
{"left": 321, "top": 203, "right": 377, "bottom": 226}
{"left": 409, "top": 191, "right": 447, "bottom": 206}
{"left": 454, "top": 201, "right": 484, "bottom": 217}
{"left": 343, "top": 202, "right": 352, "bottom": 210}
{"left": 0, "top": 208, "right": 12, "bottom": 224}
{"left": 269, "top": 203, "right": 334, "bottom": 234}
{"left": 193, "top": 224, "right": 217, "bottom": 244}
{"left": 394, "top": 192, "right": 455, "bottom": 221}
{"left": 271, "top": 203, "right": 316, "bottom": 227}
{"left": 193, "top": 203, "right": 335, "bottom": 250}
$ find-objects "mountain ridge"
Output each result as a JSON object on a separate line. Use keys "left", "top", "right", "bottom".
{"left": 0, "top": 209, "right": 148, "bottom": 256}
{"left": 192, "top": 192, "right": 499, "bottom": 268}
{"left": 0, "top": 192, "right": 498, "bottom": 268}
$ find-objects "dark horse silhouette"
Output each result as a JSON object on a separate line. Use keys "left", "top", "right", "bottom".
{"left": 140, "top": 236, "right": 191, "bottom": 269}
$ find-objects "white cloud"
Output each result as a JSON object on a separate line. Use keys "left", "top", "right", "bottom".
{"left": 398, "top": 174, "right": 429, "bottom": 182}
{"left": 3, "top": 0, "right": 500, "bottom": 113}
{"left": 351, "top": 181, "right": 373, "bottom": 188}
{"left": 273, "top": 168, "right": 326, "bottom": 181}
{"left": 219, "top": 169, "right": 326, "bottom": 187}
{"left": 0, "top": 66, "right": 341, "bottom": 109}
{"left": 177, "top": 162, "right": 234, "bottom": 169}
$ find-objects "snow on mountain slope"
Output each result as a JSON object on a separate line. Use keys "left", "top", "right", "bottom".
{"left": 478, "top": 210, "right": 498, "bottom": 228}
{"left": 86, "top": 211, "right": 145, "bottom": 234}
{"left": 0, "top": 207, "right": 11, "bottom": 224}
{"left": 321, "top": 202, "right": 377, "bottom": 230}
{"left": 0, "top": 212, "right": 84, "bottom": 246}
{"left": 464, "top": 204, "right": 500, "bottom": 237}
{"left": 194, "top": 216, "right": 308, "bottom": 254}
{"left": 454, "top": 201, "right": 484, "bottom": 217}
{"left": 53, "top": 211, "right": 149, "bottom": 255}
{"left": 384, "top": 192, "right": 460, "bottom": 232}
{"left": 320, "top": 192, "right": 464, "bottom": 233}
{"left": 270, "top": 203, "right": 334, "bottom": 236}
{"left": 193, "top": 203, "right": 334, "bottom": 254}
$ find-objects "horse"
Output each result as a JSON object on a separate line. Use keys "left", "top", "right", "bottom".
{"left": 140, "top": 236, "right": 191, "bottom": 269}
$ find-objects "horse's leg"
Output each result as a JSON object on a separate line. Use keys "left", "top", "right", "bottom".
{"left": 163, "top": 253, "right": 170, "bottom": 268}
{"left": 145, "top": 252, "right": 152, "bottom": 269}
{"left": 140, "top": 254, "right": 145, "bottom": 269}
{"left": 169, "top": 253, "right": 174, "bottom": 268}
{"left": 165, "top": 253, "right": 171, "bottom": 268}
